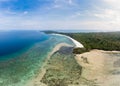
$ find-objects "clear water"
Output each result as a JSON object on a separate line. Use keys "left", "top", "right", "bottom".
{"left": 0, "top": 30, "right": 74, "bottom": 86}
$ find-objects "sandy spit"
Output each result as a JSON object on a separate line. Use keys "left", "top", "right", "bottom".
{"left": 25, "top": 43, "right": 72, "bottom": 86}
{"left": 51, "top": 33, "right": 84, "bottom": 48}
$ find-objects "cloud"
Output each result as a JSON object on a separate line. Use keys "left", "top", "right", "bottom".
{"left": 51, "top": 0, "right": 76, "bottom": 9}
{"left": 92, "top": 0, "right": 120, "bottom": 30}
{"left": 0, "top": 15, "right": 42, "bottom": 30}
{"left": 70, "top": 12, "right": 81, "bottom": 18}
{"left": 0, "top": 0, "right": 120, "bottom": 31}
{"left": 68, "top": 0, "right": 72, "bottom": 4}
{"left": 103, "top": 0, "right": 120, "bottom": 9}
{"left": 0, "top": 0, "right": 10, "bottom": 2}
{"left": 23, "top": 11, "right": 28, "bottom": 14}
{"left": 0, "top": 12, "right": 119, "bottom": 31}
{"left": 94, "top": 9, "right": 119, "bottom": 19}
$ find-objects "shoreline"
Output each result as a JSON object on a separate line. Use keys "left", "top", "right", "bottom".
{"left": 25, "top": 33, "right": 120, "bottom": 86}
{"left": 25, "top": 43, "right": 72, "bottom": 86}
{"left": 75, "top": 49, "right": 120, "bottom": 86}
{"left": 25, "top": 42, "right": 120, "bottom": 86}
{"left": 51, "top": 33, "right": 84, "bottom": 48}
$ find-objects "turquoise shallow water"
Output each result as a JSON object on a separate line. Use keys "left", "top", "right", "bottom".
{"left": 0, "top": 31, "right": 74, "bottom": 86}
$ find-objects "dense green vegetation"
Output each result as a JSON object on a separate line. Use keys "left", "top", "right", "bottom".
{"left": 43, "top": 31, "right": 120, "bottom": 51}
{"left": 73, "top": 48, "right": 87, "bottom": 54}
{"left": 64, "top": 32, "right": 120, "bottom": 51}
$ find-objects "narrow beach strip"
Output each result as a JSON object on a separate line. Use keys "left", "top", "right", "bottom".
{"left": 51, "top": 33, "right": 84, "bottom": 48}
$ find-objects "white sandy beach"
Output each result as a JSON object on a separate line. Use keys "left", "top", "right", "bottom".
{"left": 75, "top": 50, "right": 120, "bottom": 86}
{"left": 51, "top": 33, "right": 84, "bottom": 48}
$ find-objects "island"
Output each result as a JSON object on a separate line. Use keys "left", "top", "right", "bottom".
{"left": 0, "top": 31, "right": 120, "bottom": 86}
{"left": 27, "top": 31, "right": 120, "bottom": 86}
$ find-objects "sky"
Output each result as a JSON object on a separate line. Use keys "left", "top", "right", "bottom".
{"left": 0, "top": 0, "right": 120, "bottom": 31}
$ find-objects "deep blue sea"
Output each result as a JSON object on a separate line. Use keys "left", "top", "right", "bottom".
{"left": 0, "top": 30, "right": 74, "bottom": 86}
{"left": 0, "top": 31, "right": 48, "bottom": 57}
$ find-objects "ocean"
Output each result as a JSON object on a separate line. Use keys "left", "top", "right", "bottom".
{"left": 0, "top": 30, "right": 74, "bottom": 86}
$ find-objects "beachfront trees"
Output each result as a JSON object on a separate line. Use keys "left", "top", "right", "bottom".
{"left": 73, "top": 48, "right": 87, "bottom": 54}
{"left": 65, "top": 32, "right": 120, "bottom": 51}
